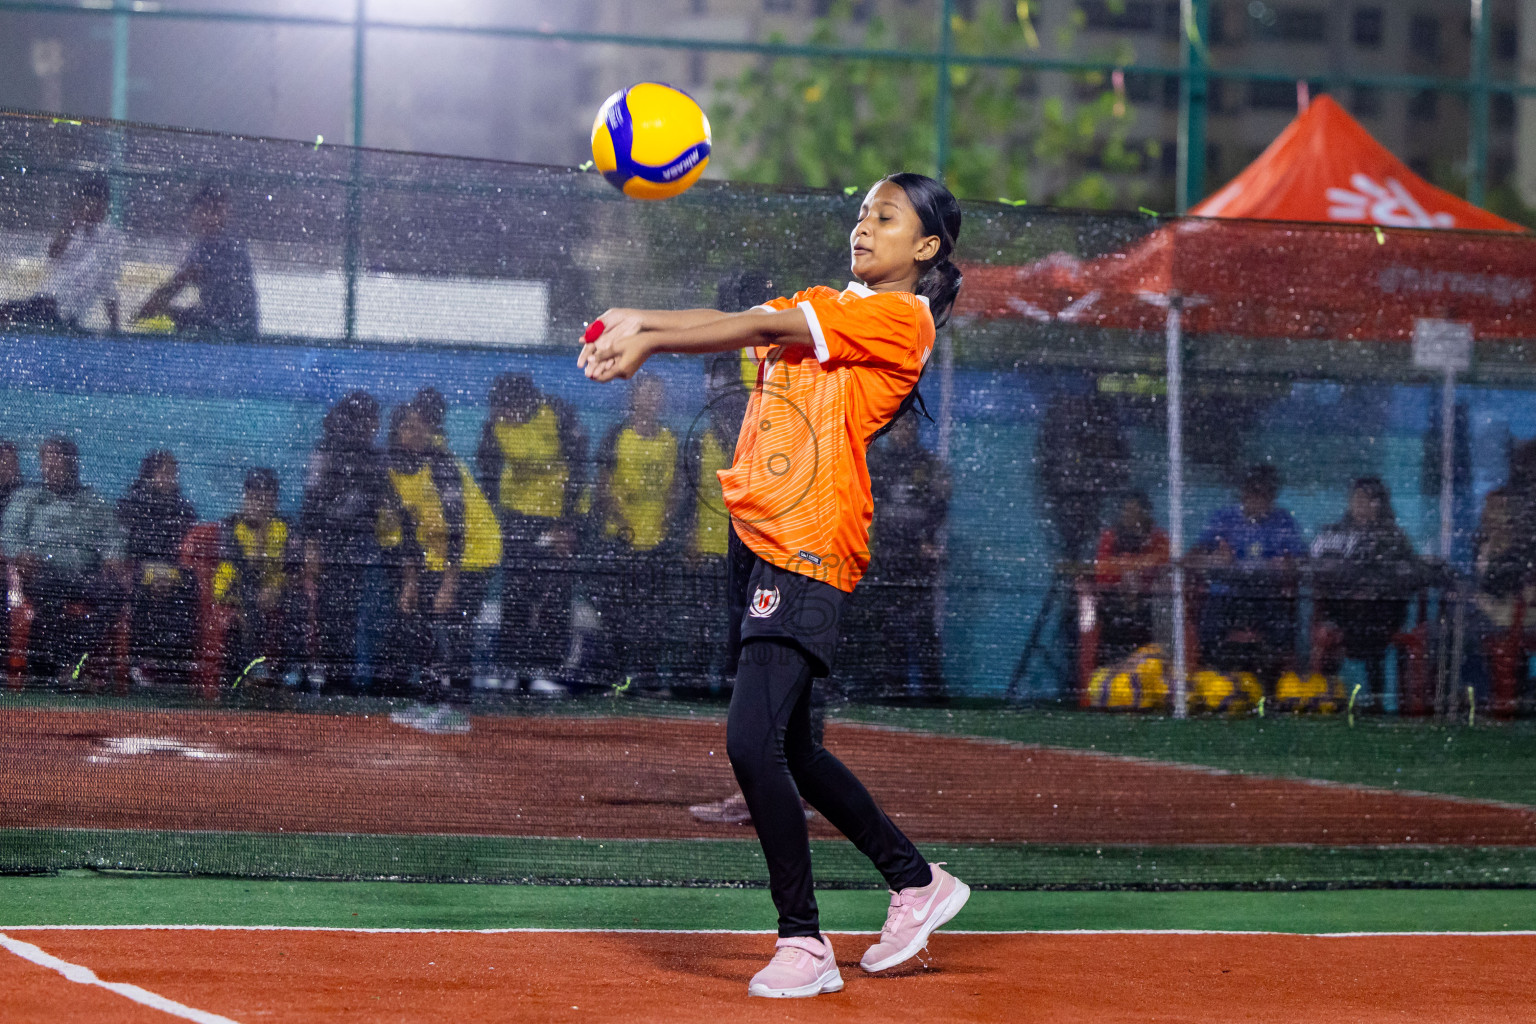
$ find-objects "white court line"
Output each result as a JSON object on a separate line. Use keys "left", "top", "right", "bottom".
{"left": 0, "top": 931, "right": 242, "bottom": 1024}
{"left": 6, "top": 924, "right": 1536, "bottom": 938}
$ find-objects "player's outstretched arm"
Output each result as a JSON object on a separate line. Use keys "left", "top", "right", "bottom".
{"left": 579, "top": 307, "right": 809, "bottom": 383}
{"left": 597, "top": 308, "right": 735, "bottom": 334}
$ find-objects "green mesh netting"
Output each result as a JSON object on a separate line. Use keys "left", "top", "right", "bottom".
{"left": 3, "top": 112, "right": 1536, "bottom": 887}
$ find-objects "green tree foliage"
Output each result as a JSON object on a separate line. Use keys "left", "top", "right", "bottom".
{"left": 710, "top": 1, "right": 1160, "bottom": 208}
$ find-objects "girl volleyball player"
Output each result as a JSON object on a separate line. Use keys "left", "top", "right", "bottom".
{"left": 578, "top": 173, "right": 969, "bottom": 999}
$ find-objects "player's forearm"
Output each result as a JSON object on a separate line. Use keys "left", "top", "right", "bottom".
{"left": 637, "top": 308, "right": 732, "bottom": 331}
{"left": 642, "top": 308, "right": 809, "bottom": 357}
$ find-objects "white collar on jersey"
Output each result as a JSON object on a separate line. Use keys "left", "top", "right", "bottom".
{"left": 846, "top": 281, "right": 931, "bottom": 307}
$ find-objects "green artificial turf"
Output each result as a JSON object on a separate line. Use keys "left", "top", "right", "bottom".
{"left": 7, "top": 829, "right": 1536, "bottom": 889}
{"left": 842, "top": 706, "right": 1536, "bottom": 807}
{"left": 2, "top": 872, "right": 1535, "bottom": 934}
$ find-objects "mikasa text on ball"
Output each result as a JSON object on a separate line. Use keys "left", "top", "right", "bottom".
{"left": 591, "top": 82, "right": 711, "bottom": 200}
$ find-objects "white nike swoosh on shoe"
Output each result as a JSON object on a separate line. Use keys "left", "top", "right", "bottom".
{"left": 910, "top": 883, "right": 943, "bottom": 924}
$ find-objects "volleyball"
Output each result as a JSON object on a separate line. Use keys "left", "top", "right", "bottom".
{"left": 1189, "top": 670, "right": 1264, "bottom": 715}
{"left": 590, "top": 82, "right": 711, "bottom": 200}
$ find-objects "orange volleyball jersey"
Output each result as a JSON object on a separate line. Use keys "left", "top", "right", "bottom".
{"left": 719, "top": 282, "right": 935, "bottom": 592}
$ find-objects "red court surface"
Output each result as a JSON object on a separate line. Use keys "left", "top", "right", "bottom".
{"left": 3, "top": 709, "right": 1535, "bottom": 845}
{"left": 3, "top": 927, "right": 1533, "bottom": 1023}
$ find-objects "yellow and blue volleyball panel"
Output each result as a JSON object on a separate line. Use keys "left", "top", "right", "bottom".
{"left": 590, "top": 82, "right": 712, "bottom": 201}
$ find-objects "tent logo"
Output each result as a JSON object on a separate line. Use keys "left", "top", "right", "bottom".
{"left": 1325, "top": 174, "right": 1455, "bottom": 228}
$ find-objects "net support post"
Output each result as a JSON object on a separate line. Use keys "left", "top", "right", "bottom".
{"left": 935, "top": 325, "right": 955, "bottom": 647}
{"left": 935, "top": 0, "right": 954, "bottom": 182}
{"left": 1176, "top": 0, "right": 1210, "bottom": 212}
{"left": 1165, "top": 292, "right": 1188, "bottom": 718}
{"left": 110, "top": 0, "right": 129, "bottom": 121}
{"left": 1414, "top": 318, "right": 1471, "bottom": 717}
{"left": 1468, "top": 0, "right": 1492, "bottom": 208}
{"left": 344, "top": 0, "right": 367, "bottom": 343}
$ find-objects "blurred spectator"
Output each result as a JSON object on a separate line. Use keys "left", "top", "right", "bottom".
{"left": 1192, "top": 464, "right": 1307, "bottom": 691}
{"left": 214, "top": 468, "right": 300, "bottom": 685}
{"left": 301, "top": 391, "right": 396, "bottom": 692}
{"left": 1468, "top": 485, "right": 1535, "bottom": 708}
{"left": 1472, "top": 488, "right": 1517, "bottom": 624}
{"left": 0, "top": 441, "right": 21, "bottom": 521}
{"left": 592, "top": 372, "right": 683, "bottom": 688}
{"left": 1, "top": 438, "right": 125, "bottom": 685}
{"left": 1309, "top": 477, "right": 1421, "bottom": 705}
{"left": 673, "top": 355, "right": 747, "bottom": 693}
{"left": 386, "top": 390, "right": 501, "bottom": 697}
{"left": 0, "top": 175, "right": 122, "bottom": 333}
{"left": 476, "top": 373, "right": 585, "bottom": 695}
{"left": 1499, "top": 439, "right": 1536, "bottom": 592}
{"left": 135, "top": 184, "right": 258, "bottom": 338}
{"left": 1036, "top": 392, "right": 1129, "bottom": 563}
{"left": 861, "top": 413, "right": 950, "bottom": 702}
{"left": 1094, "top": 490, "right": 1171, "bottom": 664}
{"left": 117, "top": 451, "right": 198, "bottom": 685}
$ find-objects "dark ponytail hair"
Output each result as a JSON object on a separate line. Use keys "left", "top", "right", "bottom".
{"left": 881, "top": 172, "right": 963, "bottom": 328}
{"left": 867, "top": 173, "right": 963, "bottom": 444}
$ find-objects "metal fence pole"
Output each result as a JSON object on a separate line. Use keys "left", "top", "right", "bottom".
{"left": 1177, "top": 0, "right": 1210, "bottom": 212}
{"left": 1165, "top": 294, "right": 1188, "bottom": 718}
{"left": 935, "top": 0, "right": 954, "bottom": 182}
{"left": 110, "top": 0, "right": 129, "bottom": 121}
{"left": 1468, "top": 0, "right": 1491, "bottom": 206}
{"left": 107, "top": 0, "right": 130, "bottom": 228}
{"left": 343, "top": 0, "right": 365, "bottom": 344}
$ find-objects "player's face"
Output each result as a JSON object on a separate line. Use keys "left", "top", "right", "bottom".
{"left": 850, "top": 181, "right": 939, "bottom": 289}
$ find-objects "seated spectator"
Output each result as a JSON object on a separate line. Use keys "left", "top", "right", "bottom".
{"left": 1466, "top": 485, "right": 1536, "bottom": 709}
{"left": 301, "top": 391, "right": 397, "bottom": 693}
{"left": 592, "top": 372, "right": 683, "bottom": 689}
{"left": 386, "top": 390, "right": 501, "bottom": 698}
{"left": 1192, "top": 464, "right": 1307, "bottom": 692}
{"left": 1, "top": 438, "right": 126, "bottom": 686}
{"left": 1094, "top": 490, "right": 1171, "bottom": 664}
{"left": 214, "top": 468, "right": 300, "bottom": 685}
{"left": 0, "top": 175, "right": 122, "bottom": 333}
{"left": 0, "top": 441, "right": 21, "bottom": 523}
{"left": 1309, "top": 477, "right": 1422, "bottom": 706}
{"left": 476, "top": 372, "right": 586, "bottom": 695}
{"left": 134, "top": 184, "right": 257, "bottom": 338}
{"left": 117, "top": 451, "right": 198, "bottom": 685}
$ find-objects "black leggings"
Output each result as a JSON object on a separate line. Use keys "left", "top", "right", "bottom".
{"left": 726, "top": 637, "right": 931, "bottom": 939}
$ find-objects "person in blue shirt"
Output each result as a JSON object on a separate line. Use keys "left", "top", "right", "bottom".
{"left": 135, "top": 184, "right": 258, "bottom": 338}
{"left": 1192, "top": 464, "right": 1308, "bottom": 692}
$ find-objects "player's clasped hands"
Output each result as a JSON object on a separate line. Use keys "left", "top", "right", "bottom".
{"left": 578, "top": 308, "right": 648, "bottom": 382}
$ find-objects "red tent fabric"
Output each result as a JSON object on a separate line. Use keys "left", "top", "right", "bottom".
{"left": 958, "top": 96, "right": 1533, "bottom": 341}
{"left": 1191, "top": 95, "right": 1525, "bottom": 230}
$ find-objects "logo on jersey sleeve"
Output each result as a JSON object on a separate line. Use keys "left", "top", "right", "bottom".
{"left": 748, "top": 586, "right": 781, "bottom": 618}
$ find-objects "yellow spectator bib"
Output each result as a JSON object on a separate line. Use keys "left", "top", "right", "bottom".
{"left": 390, "top": 459, "right": 502, "bottom": 572}
{"left": 693, "top": 430, "right": 729, "bottom": 557}
{"left": 493, "top": 406, "right": 569, "bottom": 519}
{"left": 606, "top": 427, "right": 676, "bottom": 552}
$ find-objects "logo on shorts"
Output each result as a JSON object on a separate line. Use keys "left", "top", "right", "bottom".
{"left": 748, "top": 586, "right": 781, "bottom": 618}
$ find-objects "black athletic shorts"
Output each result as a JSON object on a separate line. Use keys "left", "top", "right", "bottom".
{"left": 726, "top": 525, "right": 848, "bottom": 678}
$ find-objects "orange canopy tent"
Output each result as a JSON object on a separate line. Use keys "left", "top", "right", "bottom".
{"left": 957, "top": 96, "right": 1532, "bottom": 341}
{"left": 968, "top": 96, "right": 1534, "bottom": 714}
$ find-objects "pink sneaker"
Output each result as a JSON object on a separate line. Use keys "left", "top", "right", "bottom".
{"left": 859, "top": 863, "right": 970, "bottom": 973}
{"left": 748, "top": 935, "right": 844, "bottom": 998}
